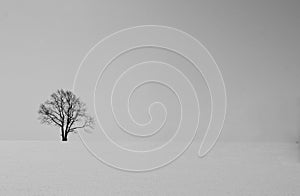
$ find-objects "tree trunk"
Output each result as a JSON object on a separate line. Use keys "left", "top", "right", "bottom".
{"left": 62, "top": 131, "right": 68, "bottom": 142}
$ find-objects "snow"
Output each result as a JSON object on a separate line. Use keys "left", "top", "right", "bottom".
{"left": 0, "top": 141, "right": 299, "bottom": 195}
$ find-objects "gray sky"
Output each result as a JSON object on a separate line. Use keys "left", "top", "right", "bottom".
{"left": 0, "top": 0, "right": 299, "bottom": 141}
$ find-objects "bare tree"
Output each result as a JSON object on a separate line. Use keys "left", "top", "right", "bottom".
{"left": 38, "top": 89, "right": 94, "bottom": 141}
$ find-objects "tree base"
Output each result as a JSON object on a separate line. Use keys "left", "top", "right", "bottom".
{"left": 61, "top": 138, "right": 68, "bottom": 142}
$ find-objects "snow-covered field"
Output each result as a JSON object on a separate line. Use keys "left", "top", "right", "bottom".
{"left": 0, "top": 141, "right": 299, "bottom": 195}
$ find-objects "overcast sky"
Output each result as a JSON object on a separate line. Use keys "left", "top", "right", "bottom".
{"left": 0, "top": 0, "right": 299, "bottom": 141}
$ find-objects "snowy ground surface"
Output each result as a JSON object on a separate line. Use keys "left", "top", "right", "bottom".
{"left": 0, "top": 141, "right": 299, "bottom": 196}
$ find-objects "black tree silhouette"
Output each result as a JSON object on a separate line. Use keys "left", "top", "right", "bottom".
{"left": 38, "top": 89, "right": 94, "bottom": 141}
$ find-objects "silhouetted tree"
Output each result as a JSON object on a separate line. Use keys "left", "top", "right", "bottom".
{"left": 38, "top": 89, "right": 94, "bottom": 141}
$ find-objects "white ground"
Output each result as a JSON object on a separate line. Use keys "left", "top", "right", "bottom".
{"left": 0, "top": 141, "right": 299, "bottom": 196}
